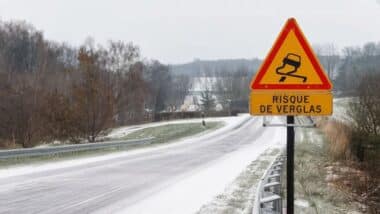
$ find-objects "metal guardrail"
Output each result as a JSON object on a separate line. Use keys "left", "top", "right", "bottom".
{"left": 254, "top": 154, "right": 285, "bottom": 214}
{"left": 0, "top": 138, "right": 154, "bottom": 159}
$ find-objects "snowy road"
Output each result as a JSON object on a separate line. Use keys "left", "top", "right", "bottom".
{"left": 0, "top": 115, "right": 286, "bottom": 214}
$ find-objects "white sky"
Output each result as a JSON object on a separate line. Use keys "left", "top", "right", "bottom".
{"left": 0, "top": 0, "right": 379, "bottom": 64}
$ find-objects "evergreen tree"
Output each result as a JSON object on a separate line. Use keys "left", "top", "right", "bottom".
{"left": 200, "top": 88, "right": 216, "bottom": 113}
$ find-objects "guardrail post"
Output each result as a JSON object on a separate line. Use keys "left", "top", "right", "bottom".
{"left": 255, "top": 154, "right": 285, "bottom": 214}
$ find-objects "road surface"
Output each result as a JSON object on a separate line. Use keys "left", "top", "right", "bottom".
{"left": 0, "top": 116, "right": 286, "bottom": 214}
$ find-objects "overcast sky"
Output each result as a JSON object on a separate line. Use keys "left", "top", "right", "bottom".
{"left": 0, "top": 0, "right": 379, "bottom": 64}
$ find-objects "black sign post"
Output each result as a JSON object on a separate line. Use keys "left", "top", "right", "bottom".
{"left": 286, "top": 115, "right": 295, "bottom": 214}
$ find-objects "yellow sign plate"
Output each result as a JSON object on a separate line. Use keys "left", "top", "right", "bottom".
{"left": 249, "top": 91, "right": 332, "bottom": 116}
{"left": 250, "top": 18, "right": 332, "bottom": 90}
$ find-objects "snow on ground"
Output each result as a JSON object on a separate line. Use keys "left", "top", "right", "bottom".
{"left": 115, "top": 117, "right": 286, "bottom": 214}
{"left": 0, "top": 115, "right": 250, "bottom": 179}
{"left": 332, "top": 97, "right": 356, "bottom": 124}
{"left": 196, "top": 148, "right": 282, "bottom": 214}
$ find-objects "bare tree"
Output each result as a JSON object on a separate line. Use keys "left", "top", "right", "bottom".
{"left": 103, "top": 40, "right": 140, "bottom": 73}
{"left": 214, "top": 66, "right": 250, "bottom": 109}
{"left": 145, "top": 61, "right": 172, "bottom": 113}
{"left": 349, "top": 73, "right": 380, "bottom": 137}
{"left": 123, "top": 62, "right": 149, "bottom": 123}
{"left": 98, "top": 40, "right": 141, "bottom": 125}
{"left": 167, "top": 74, "right": 191, "bottom": 111}
{"left": 72, "top": 46, "right": 116, "bottom": 142}
{"left": 314, "top": 43, "right": 340, "bottom": 80}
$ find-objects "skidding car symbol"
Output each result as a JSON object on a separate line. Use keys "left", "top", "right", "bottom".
{"left": 275, "top": 53, "right": 307, "bottom": 82}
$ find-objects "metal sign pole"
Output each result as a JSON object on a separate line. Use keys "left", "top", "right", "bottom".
{"left": 248, "top": 17, "right": 334, "bottom": 214}
{"left": 286, "top": 115, "right": 295, "bottom": 214}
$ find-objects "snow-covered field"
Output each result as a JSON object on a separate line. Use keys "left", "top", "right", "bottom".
{"left": 107, "top": 116, "right": 244, "bottom": 140}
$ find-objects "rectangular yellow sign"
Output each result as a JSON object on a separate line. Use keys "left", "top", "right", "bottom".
{"left": 249, "top": 91, "right": 332, "bottom": 116}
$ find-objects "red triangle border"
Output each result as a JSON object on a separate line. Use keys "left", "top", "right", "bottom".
{"left": 251, "top": 18, "right": 332, "bottom": 90}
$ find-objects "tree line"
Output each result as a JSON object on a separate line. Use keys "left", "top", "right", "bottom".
{"left": 314, "top": 42, "right": 380, "bottom": 95}
{"left": 0, "top": 20, "right": 190, "bottom": 148}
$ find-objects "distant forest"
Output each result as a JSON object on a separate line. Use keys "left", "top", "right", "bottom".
{"left": 169, "top": 43, "right": 380, "bottom": 97}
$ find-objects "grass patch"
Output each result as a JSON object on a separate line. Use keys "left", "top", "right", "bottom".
{"left": 0, "top": 145, "right": 140, "bottom": 168}
{"left": 122, "top": 122, "right": 222, "bottom": 144}
{"left": 317, "top": 118, "right": 352, "bottom": 160}
{"left": 294, "top": 127, "right": 361, "bottom": 214}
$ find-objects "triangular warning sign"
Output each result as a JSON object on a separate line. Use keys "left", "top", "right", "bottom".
{"left": 251, "top": 18, "right": 332, "bottom": 90}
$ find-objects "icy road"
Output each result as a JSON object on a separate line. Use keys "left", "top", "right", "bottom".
{"left": 0, "top": 115, "right": 286, "bottom": 214}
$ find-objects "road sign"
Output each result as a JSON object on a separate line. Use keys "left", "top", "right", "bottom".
{"left": 249, "top": 18, "right": 333, "bottom": 116}
{"left": 250, "top": 18, "right": 332, "bottom": 90}
{"left": 249, "top": 91, "right": 332, "bottom": 116}
{"left": 249, "top": 18, "right": 334, "bottom": 214}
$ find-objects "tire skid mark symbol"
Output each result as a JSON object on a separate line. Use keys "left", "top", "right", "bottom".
{"left": 275, "top": 53, "right": 307, "bottom": 83}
